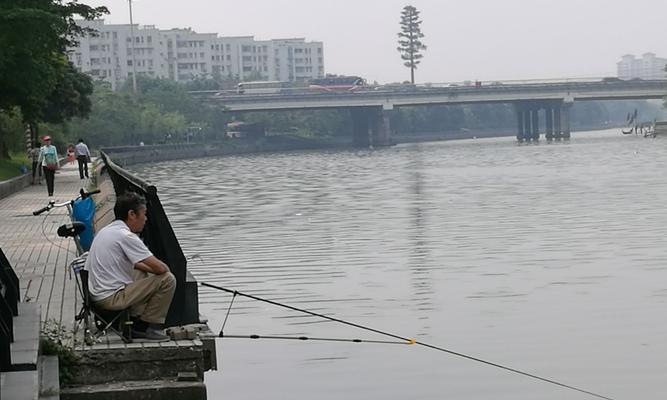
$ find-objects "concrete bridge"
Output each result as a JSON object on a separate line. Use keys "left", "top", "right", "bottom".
{"left": 193, "top": 79, "right": 667, "bottom": 146}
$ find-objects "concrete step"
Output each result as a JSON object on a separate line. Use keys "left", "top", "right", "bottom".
{"left": 60, "top": 380, "right": 206, "bottom": 400}
{"left": 39, "top": 355, "right": 60, "bottom": 399}
{"left": 11, "top": 303, "right": 41, "bottom": 371}
{"left": 70, "top": 343, "right": 206, "bottom": 385}
{"left": 1, "top": 370, "right": 39, "bottom": 400}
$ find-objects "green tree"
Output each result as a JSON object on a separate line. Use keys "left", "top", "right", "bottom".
{"left": 41, "top": 61, "right": 94, "bottom": 124}
{"left": 0, "top": 0, "right": 107, "bottom": 158}
{"left": 397, "top": 5, "right": 426, "bottom": 84}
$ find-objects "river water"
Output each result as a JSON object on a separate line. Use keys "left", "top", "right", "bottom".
{"left": 133, "top": 129, "right": 667, "bottom": 400}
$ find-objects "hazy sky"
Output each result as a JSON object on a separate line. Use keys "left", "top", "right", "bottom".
{"left": 84, "top": 0, "right": 667, "bottom": 84}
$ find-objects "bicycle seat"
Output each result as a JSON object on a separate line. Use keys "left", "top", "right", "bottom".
{"left": 57, "top": 222, "right": 86, "bottom": 238}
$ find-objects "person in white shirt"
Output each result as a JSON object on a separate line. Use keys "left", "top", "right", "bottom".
{"left": 85, "top": 192, "right": 176, "bottom": 341}
{"left": 74, "top": 138, "right": 91, "bottom": 179}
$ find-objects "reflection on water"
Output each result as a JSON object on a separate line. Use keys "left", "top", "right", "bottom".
{"left": 134, "top": 130, "right": 667, "bottom": 400}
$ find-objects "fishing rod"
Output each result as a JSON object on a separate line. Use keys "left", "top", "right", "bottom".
{"left": 201, "top": 282, "right": 616, "bottom": 400}
{"left": 221, "top": 334, "right": 411, "bottom": 345}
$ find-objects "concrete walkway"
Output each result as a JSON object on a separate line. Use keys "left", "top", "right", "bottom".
{"left": 0, "top": 160, "right": 91, "bottom": 328}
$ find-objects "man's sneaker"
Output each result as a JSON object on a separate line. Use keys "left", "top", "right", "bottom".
{"left": 132, "top": 327, "right": 170, "bottom": 342}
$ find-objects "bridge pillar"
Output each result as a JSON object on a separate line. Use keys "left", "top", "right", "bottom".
{"left": 351, "top": 107, "right": 392, "bottom": 147}
{"left": 531, "top": 108, "right": 540, "bottom": 141}
{"left": 373, "top": 109, "right": 392, "bottom": 146}
{"left": 545, "top": 106, "right": 554, "bottom": 141}
{"left": 516, "top": 107, "right": 525, "bottom": 142}
{"left": 523, "top": 108, "right": 532, "bottom": 142}
{"left": 562, "top": 103, "right": 572, "bottom": 139}
{"left": 554, "top": 106, "right": 562, "bottom": 139}
{"left": 516, "top": 103, "right": 544, "bottom": 142}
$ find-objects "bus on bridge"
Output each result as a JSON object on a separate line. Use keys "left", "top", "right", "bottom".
{"left": 309, "top": 76, "right": 367, "bottom": 92}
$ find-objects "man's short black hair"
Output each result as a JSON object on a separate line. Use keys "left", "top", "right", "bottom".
{"left": 77, "top": 138, "right": 84, "bottom": 143}
{"left": 114, "top": 192, "right": 147, "bottom": 221}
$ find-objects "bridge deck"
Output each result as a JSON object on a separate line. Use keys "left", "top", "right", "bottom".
{"left": 198, "top": 79, "right": 667, "bottom": 112}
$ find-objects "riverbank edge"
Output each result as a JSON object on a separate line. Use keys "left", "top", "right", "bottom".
{"left": 103, "top": 125, "right": 621, "bottom": 167}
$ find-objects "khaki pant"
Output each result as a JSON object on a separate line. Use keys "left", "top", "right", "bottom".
{"left": 95, "top": 270, "right": 176, "bottom": 324}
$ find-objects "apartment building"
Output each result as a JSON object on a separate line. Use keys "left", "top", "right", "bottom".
{"left": 617, "top": 53, "right": 667, "bottom": 80}
{"left": 67, "top": 20, "right": 325, "bottom": 89}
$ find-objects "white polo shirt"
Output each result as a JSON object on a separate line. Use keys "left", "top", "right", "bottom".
{"left": 85, "top": 220, "right": 153, "bottom": 301}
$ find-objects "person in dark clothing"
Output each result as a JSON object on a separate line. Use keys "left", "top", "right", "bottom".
{"left": 29, "top": 143, "right": 41, "bottom": 185}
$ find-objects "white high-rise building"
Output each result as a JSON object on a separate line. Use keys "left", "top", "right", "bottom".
{"left": 67, "top": 20, "right": 325, "bottom": 89}
{"left": 617, "top": 53, "right": 667, "bottom": 80}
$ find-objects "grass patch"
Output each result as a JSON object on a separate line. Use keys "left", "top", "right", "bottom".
{"left": 41, "top": 320, "right": 80, "bottom": 386}
{"left": 0, "top": 153, "right": 29, "bottom": 181}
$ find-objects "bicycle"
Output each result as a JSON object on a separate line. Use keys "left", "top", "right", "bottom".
{"left": 32, "top": 188, "right": 101, "bottom": 256}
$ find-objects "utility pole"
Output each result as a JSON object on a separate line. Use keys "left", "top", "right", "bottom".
{"left": 128, "top": 0, "right": 137, "bottom": 93}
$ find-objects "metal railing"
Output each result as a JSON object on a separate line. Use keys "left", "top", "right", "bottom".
{"left": 0, "top": 248, "right": 19, "bottom": 371}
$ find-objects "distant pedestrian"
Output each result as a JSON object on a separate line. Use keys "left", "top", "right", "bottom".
{"left": 66, "top": 144, "right": 76, "bottom": 165}
{"left": 74, "top": 138, "right": 91, "bottom": 179}
{"left": 37, "top": 136, "right": 59, "bottom": 197}
{"left": 28, "top": 143, "right": 42, "bottom": 185}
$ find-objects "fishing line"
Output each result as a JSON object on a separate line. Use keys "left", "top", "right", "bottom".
{"left": 201, "top": 282, "right": 616, "bottom": 400}
{"left": 220, "top": 290, "right": 237, "bottom": 333}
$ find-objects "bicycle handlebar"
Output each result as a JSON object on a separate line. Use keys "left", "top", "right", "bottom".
{"left": 81, "top": 189, "right": 101, "bottom": 199}
{"left": 32, "top": 203, "right": 54, "bottom": 216}
{"left": 32, "top": 189, "right": 101, "bottom": 215}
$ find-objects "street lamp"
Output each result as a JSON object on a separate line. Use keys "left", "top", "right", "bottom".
{"left": 128, "top": 0, "right": 137, "bottom": 93}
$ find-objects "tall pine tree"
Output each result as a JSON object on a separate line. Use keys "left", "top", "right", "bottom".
{"left": 397, "top": 5, "right": 426, "bottom": 84}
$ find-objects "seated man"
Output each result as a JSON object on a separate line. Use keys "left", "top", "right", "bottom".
{"left": 85, "top": 192, "right": 176, "bottom": 341}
